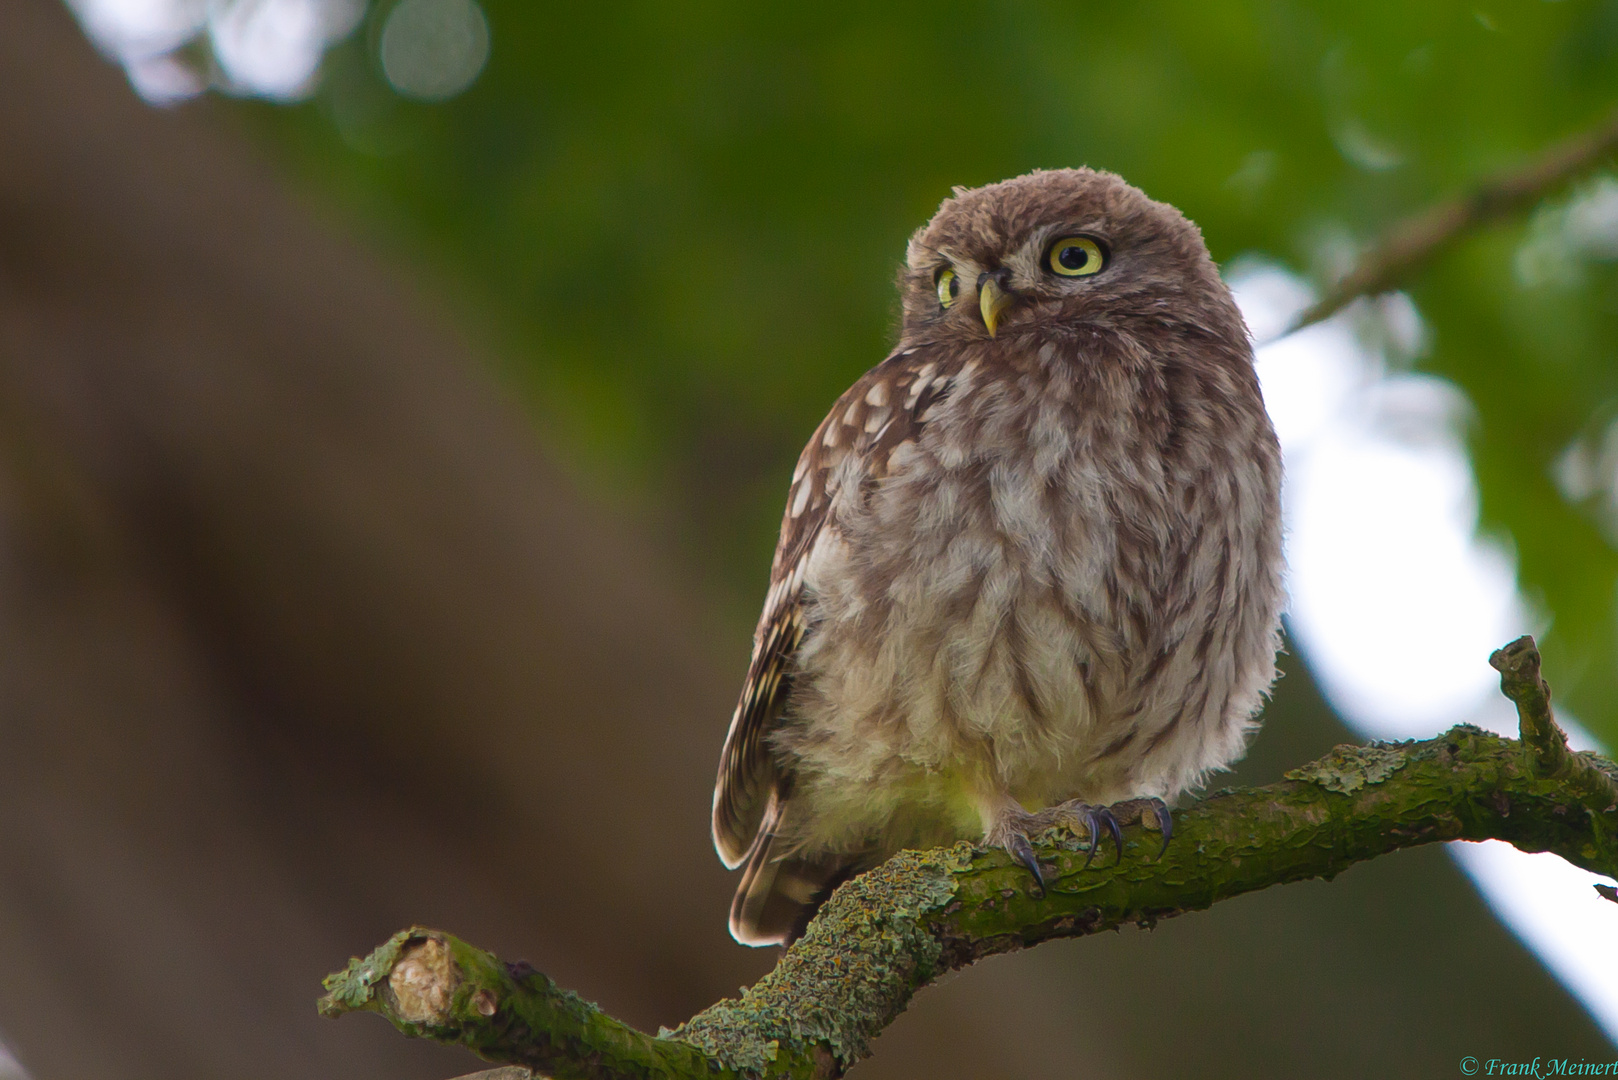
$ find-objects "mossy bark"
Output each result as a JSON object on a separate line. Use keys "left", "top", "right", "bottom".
{"left": 319, "top": 638, "right": 1618, "bottom": 1079}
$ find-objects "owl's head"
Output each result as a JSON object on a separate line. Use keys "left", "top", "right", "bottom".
{"left": 900, "top": 168, "right": 1242, "bottom": 349}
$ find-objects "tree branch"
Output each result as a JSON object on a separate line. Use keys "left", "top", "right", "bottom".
{"left": 1283, "top": 106, "right": 1618, "bottom": 336}
{"left": 319, "top": 637, "right": 1618, "bottom": 1079}
{"left": 1490, "top": 635, "right": 1618, "bottom": 812}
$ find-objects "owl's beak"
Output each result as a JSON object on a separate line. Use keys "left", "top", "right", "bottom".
{"left": 978, "top": 270, "right": 1014, "bottom": 337}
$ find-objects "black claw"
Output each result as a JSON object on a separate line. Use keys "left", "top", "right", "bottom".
{"left": 1101, "top": 809, "right": 1124, "bottom": 866}
{"left": 1081, "top": 807, "right": 1104, "bottom": 869}
{"left": 1151, "top": 800, "right": 1173, "bottom": 859}
{"left": 1009, "top": 832, "right": 1046, "bottom": 894}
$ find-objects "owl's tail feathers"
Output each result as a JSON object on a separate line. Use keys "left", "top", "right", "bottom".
{"left": 729, "top": 800, "right": 862, "bottom": 947}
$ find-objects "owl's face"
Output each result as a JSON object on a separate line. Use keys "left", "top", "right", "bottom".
{"left": 899, "top": 168, "right": 1237, "bottom": 347}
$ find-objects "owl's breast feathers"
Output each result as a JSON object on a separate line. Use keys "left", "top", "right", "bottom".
{"left": 713, "top": 330, "right": 1281, "bottom": 871}
{"left": 711, "top": 345, "right": 968, "bottom": 868}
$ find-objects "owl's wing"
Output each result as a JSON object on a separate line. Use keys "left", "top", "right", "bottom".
{"left": 711, "top": 344, "right": 962, "bottom": 869}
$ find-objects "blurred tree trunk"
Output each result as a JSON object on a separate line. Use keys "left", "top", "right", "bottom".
{"left": 0, "top": 3, "right": 1606, "bottom": 1079}
{"left": 0, "top": 3, "right": 761, "bottom": 1076}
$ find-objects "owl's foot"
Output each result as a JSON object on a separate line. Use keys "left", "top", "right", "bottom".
{"left": 984, "top": 797, "right": 1173, "bottom": 893}
{"left": 1005, "top": 831, "right": 1045, "bottom": 891}
{"left": 1045, "top": 796, "right": 1173, "bottom": 867}
{"left": 1106, "top": 796, "right": 1174, "bottom": 858}
{"left": 984, "top": 805, "right": 1058, "bottom": 894}
{"left": 986, "top": 801, "right": 1119, "bottom": 892}
{"left": 1044, "top": 802, "right": 1125, "bottom": 868}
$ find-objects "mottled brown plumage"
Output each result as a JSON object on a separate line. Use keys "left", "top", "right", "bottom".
{"left": 713, "top": 168, "right": 1284, "bottom": 946}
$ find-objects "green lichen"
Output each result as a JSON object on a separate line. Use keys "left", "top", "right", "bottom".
{"left": 1286, "top": 743, "right": 1409, "bottom": 794}
{"left": 317, "top": 929, "right": 413, "bottom": 1016}
{"left": 674, "top": 847, "right": 961, "bottom": 1074}
{"left": 670, "top": 1004, "right": 777, "bottom": 1075}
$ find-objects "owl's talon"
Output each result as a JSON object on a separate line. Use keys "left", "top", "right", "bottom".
{"left": 1079, "top": 806, "right": 1105, "bottom": 869}
{"left": 1077, "top": 805, "right": 1124, "bottom": 867}
{"left": 1150, "top": 800, "right": 1173, "bottom": 859}
{"left": 1111, "top": 796, "right": 1173, "bottom": 859}
{"left": 1007, "top": 832, "right": 1046, "bottom": 894}
{"left": 1100, "top": 808, "right": 1125, "bottom": 867}
{"left": 1058, "top": 797, "right": 1167, "bottom": 867}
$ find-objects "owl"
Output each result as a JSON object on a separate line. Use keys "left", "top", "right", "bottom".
{"left": 712, "top": 168, "right": 1284, "bottom": 947}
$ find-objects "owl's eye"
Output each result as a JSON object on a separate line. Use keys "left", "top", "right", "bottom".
{"left": 1047, "top": 236, "right": 1106, "bottom": 277}
{"left": 935, "top": 268, "right": 960, "bottom": 308}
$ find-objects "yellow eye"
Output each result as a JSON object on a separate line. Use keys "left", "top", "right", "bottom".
{"left": 1048, "top": 236, "right": 1105, "bottom": 277}
{"left": 935, "top": 267, "right": 960, "bottom": 308}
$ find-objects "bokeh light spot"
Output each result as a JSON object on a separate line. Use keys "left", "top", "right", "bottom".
{"left": 379, "top": 0, "right": 490, "bottom": 102}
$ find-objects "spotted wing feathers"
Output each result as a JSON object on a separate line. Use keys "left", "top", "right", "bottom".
{"left": 711, "top": 346, "right": 960, "bottom": 873}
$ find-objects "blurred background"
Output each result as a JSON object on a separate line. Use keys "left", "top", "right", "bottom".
{"left": 0, "top": 0, "right": 1614, "bottom": 1076}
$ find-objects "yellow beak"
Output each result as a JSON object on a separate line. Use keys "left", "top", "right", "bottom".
{"left": 979, "top": 276, "right": 1012, "bottom": 337}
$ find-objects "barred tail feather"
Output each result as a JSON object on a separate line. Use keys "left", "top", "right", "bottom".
{"left": 728, "top": 798, "right": 862, "bottom": 947}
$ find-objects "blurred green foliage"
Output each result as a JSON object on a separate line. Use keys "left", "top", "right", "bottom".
{"left": 253, "top": 0, "right": 1618, "bottom": 739}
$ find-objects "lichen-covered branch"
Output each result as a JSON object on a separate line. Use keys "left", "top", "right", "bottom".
{"left": 1283, "top": 105, "right": 1618, "bottom": 336}
{"left": 317, "top": 931, "right": 728, "bottom": 1080}
{"left": 319, "top": 637, "right": 1618, "bottom": 1079}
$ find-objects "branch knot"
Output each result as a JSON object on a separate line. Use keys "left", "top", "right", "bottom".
{"left": 1489, "top": 635, "right": 1570, "bottom": 776}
